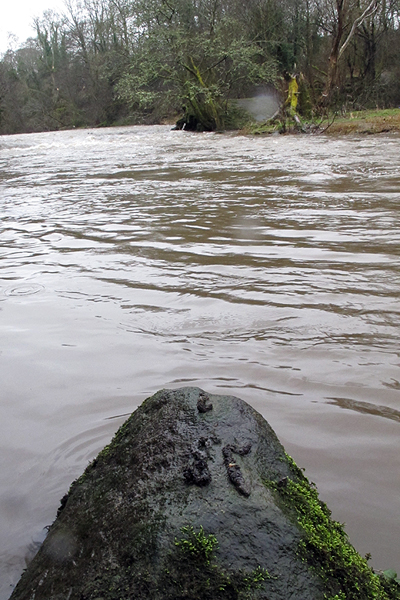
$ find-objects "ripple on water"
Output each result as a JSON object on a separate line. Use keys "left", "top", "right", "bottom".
{"left": 4, "top": 283, "right": 45, "bottom": 297}
{"left": 0, "top": 126, "right": 400, "bottom": 599}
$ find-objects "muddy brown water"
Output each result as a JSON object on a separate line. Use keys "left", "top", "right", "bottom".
{"left": 0, "top": 125, "right": 399, "bottom": 597}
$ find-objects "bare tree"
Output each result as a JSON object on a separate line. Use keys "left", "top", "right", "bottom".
{"left": 318, "top": 0, "right": 379, "bottom": 103}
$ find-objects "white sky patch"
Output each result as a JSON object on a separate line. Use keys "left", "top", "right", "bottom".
{"left": 0, "top": 0, "right": 65, "bottom": 55}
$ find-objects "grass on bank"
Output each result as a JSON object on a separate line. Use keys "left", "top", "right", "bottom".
{"left": 326, "top": 108, "right": 400, "bottom": 134}
{"left": 242, "top": 108, "right": 400, "bottom": 135}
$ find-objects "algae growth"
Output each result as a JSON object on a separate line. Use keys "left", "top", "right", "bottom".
{"left": 265, "top": 454, "right": 400, "bottom": 600}
{"left": 162, "top": 525, "right": 271, "bottom": 599}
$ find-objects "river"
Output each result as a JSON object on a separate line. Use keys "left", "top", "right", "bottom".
{"left": 0, "top": 125, "right": 399, "bottom": 597}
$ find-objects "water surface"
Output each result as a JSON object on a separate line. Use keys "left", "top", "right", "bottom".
{"left": 1, "top": 126, "right": 399, "bottom": 597}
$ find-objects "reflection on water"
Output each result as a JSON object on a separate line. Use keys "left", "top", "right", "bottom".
{"left": 327, "top": 397, "right": 400, "bottom": 423}
{"left": 0, "top": 126, "right": 400, "bottom": 597}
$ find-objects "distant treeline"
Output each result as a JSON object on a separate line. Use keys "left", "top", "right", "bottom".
{"left": 1, "top": 0, "right": 400, "bottom": 134}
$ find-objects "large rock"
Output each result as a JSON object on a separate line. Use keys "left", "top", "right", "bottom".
{"left": 10, "top": 388, "right": 397, "bottom": 600}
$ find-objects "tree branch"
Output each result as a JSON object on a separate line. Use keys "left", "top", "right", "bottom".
{"left": 338, "top": 0, "right": 378, "bottom": 60}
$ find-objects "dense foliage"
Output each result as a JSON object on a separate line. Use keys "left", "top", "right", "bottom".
{"left": 1, "top": 0, "right": 400, "bottom": 133}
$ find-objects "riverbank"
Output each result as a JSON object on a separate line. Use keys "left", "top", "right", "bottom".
{"left": 325, "top": 108, "right": 400, "bottom": 134}
{"left": 243, "top": 108, "right": 400, "bottom": 136}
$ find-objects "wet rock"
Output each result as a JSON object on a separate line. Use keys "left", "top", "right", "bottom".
{"left": 183, "top": 439, "right": 212, "bottom": 486}
{"left": 172, "top": 114, "right": 213, "bottom": 132}
{"left": 197, "top": 390, "right": 213, "bottom": 413}
{"left": 9, "top": 388, "right": 387, "bottom": 600}
{"left": 222, "top": 443, "right": 252, "bottom": 497}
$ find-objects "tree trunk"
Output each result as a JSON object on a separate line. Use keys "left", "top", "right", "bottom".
{"left": 323, "top": 0, "right": 345, "bottom": 106}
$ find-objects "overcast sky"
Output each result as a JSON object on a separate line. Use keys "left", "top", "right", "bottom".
{"left": 0, "top": 0, "right": 65, "bottom": 55}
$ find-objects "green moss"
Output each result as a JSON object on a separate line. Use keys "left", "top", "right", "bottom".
{"left": 163, "top": 526, "right": 271, "bottom": 599}
{"left": 175, "top": 526, "right": 218, "bottom": 565}
{"left": 284, "top": 451, "right": 306, "bottom": 479}
{"left": 265, "top": 456, "right": 400, "bottom": 600}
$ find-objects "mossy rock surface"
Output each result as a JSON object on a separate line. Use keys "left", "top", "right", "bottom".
{"left": 10, "top": 388, "right": 399, "bottom": 600}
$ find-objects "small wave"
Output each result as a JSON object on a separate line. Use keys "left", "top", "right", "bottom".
{"left": 326, "top": 397, "right": 400, "bottom": 423}
{"left": 4, "top": 283, "right": 44, "bottom": 297}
